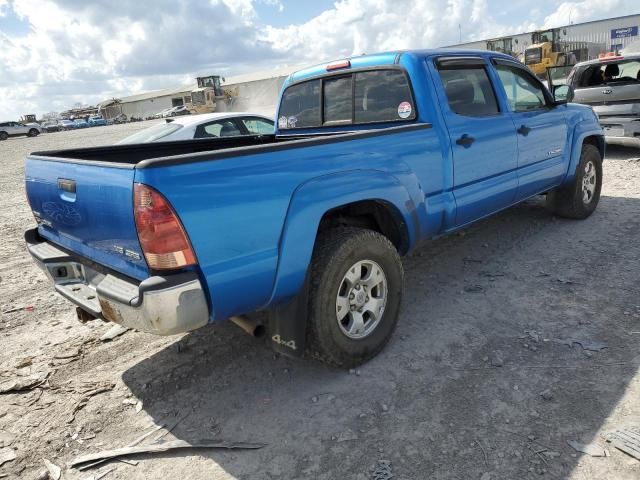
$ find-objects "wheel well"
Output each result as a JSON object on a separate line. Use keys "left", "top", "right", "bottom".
{"left": 583, "top": 135, "right": 605, "bottom": 159}
{"left": 318, "top": 200, "right": 409, "bottom": 254}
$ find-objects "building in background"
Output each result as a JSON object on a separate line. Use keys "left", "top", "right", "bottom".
{"left": 98, "top": 85, "right": 193, "bottom": 121}
{"left": 98, "top": 65, "right": 303, "bottom": 121}
{"left": 447, "top": 14, "right": 640, "bottom": 76}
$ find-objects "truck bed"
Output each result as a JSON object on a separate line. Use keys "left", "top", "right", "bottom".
{"left": 29, "top": 125, "right": 428, "bottom": 168}
{"left": 30, "top": 134, "right": 280, "bottom": 166}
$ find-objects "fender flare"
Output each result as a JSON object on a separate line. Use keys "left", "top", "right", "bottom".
{"left": 267, "top": 169, "right": 419, "bottom": 307}
{"left": 563, "top": 125, "right": 605, "bottom": 184}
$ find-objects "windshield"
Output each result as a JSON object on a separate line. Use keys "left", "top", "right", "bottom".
{"left": 117, "top": 122, "right": 183, "bottom": 144}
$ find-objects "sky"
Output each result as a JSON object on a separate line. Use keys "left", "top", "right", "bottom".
{"left": 0, "top": 0, "right": 638, "bottom": 120}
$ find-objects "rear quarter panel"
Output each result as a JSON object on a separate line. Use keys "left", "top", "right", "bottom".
{"left": 135, "top": 125, "right": 444, "bottom": 320}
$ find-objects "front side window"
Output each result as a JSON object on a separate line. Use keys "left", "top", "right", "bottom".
{"left": 278, "top": 69, "right": 415, "bottom": 129}
{"left": 495, "top": 65, "right": 548, "bottom": 112}
{"left": 438, "top": 66, "right": 499, "bottom": 116}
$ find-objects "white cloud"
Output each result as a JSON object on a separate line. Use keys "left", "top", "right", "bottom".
{"left": 0, "top": 0, "right": 638, "bottom": 120}
{"left": 1, "top": 0, "right": 275, "bottom": 119}
{"left": 257, "top": 0, "right": 284, "bottom": 13}
{"left": 542, "top": 0, "right": 638, "bottom": 28}
{"left": 260, "top": 0, "right": 527, "bottom": 61}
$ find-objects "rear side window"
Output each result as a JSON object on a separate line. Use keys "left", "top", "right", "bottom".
{"left": 278, "top": 69, "right": 415, "bottom": 129}
{"left": 241, "top": 117, "right": 274, "bottom": 135}
{"left": 438, "top": 66, "right": 499, "bottom": 116}
{"left": 195, "top": 120, "right": 242, "bottom": 138}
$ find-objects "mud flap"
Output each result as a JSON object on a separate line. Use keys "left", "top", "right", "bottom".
{"left": 267, "top": 274, "right": 309, "bottom": 358}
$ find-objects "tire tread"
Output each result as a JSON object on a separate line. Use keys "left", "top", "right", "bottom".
{"left": 306, "top": 227, "right": 403, "bottom": 367}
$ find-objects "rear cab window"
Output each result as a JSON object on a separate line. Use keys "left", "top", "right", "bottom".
{"left": 277, "top": 68, "right": 416, "bottom": 131}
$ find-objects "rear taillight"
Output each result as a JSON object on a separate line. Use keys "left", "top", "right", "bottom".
{"left": 133, "top": 183, "right": 196, "bottom": 270}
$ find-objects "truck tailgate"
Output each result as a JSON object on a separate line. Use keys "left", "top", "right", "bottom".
{"left": 25, "top": 157, "right": 148, "bottom": 280}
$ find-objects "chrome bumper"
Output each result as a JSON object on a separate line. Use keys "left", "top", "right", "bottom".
{"left": 25, "top": 229, "right": 209, "bottom": 335}
{"left": 601, "top": 118, "right": 640, "bottom": 149}
{"left": 604, "top": 135, "right": 640, "bottom": 148}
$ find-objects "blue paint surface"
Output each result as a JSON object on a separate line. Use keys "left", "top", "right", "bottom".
{"left": 25, "top": 49, "right": 603, "bottom": 323}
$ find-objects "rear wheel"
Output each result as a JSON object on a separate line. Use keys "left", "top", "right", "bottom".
{"left": 546, "top": 143, "right": 602, "bottom": 219}
{"left": 0, "top": 131, "right": 7, "bottom": 141}
{"left": 306, "top": 227, "right": 403, "bottom": 368}
{"left": 28, "top": 128, "right": 39, "bottom": 137}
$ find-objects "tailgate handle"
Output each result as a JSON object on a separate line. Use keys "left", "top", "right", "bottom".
{"left": 58, "top": 178, "right": 76, "bottom": 193}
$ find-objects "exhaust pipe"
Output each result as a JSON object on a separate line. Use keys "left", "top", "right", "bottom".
{"left": 76, "top": 307, "right": 97, "bottom": 323}
{"left": 230, "top": 316, "right": 265, "bottom": 338}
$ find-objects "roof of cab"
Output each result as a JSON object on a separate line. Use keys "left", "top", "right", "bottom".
{"left": 286, "top": 49, "right": 519, "bottom": 84}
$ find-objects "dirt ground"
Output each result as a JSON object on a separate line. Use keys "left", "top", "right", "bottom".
{"left": 1, "top": 124, "right": 639, "bottom": 480}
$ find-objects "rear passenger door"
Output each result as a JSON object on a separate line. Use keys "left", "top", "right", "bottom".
{"left": 492, "top": 59, "right": 568, "bottom": 199}
{"left": 433, "top": 57, "right": 519, "bottom": 227}
{"left": 13, "top": 122, "right": 29, "bottom": 135}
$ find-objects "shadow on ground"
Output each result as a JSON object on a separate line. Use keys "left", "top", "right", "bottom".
{"left": 122, "top": 194, "right": 640, "bottom": 479}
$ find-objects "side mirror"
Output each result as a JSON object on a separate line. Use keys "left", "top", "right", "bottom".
{"left": 553, "top": 85, "right": 573, "bottom": 104}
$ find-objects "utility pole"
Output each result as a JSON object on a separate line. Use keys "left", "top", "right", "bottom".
{"left": 458, "top": 24, "right": 461, "bottom": 43}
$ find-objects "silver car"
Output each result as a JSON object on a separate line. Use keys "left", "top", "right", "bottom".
{"left": 549, "top": 54, "right": 640, "bottom": 148}
{"left": 0, "top": 121, "right": 45, "bottom": 140}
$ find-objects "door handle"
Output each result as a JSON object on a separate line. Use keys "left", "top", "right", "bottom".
{"left": 517, "top": 125, "right": 531, "bottom": 136}
{"left": 455, "top": 134, "right": 475, "bottom": 147}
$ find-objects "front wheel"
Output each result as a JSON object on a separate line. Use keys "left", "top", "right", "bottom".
{"left": 306, "top": 227, "right": 403, "bottom": 368}
{"left": 546, "top": 143, "right": 602, "bottom": 219}
{"left": 28, "top": 128, "right": 39, "bottom": 137}
{"left": 0, "top": 131, "right": 7, "bottom": 141}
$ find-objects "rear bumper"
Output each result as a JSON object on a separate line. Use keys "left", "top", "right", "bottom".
{"left": 25, "top": 228, "right": 209, "bottom": 335}
{"left": 600, "top": 117, "right": 640, "bottom": 148}
{"left": 604, "top": 136, "right": 640, "bottom": 148}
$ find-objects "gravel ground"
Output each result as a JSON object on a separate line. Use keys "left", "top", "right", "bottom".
{"left": 1, "top": 124, "right": 639, "bottom": 480}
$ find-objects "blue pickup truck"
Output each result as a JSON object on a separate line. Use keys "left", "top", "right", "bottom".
{"left": 25, "top": 49, "right": 603, "bottom": 367}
